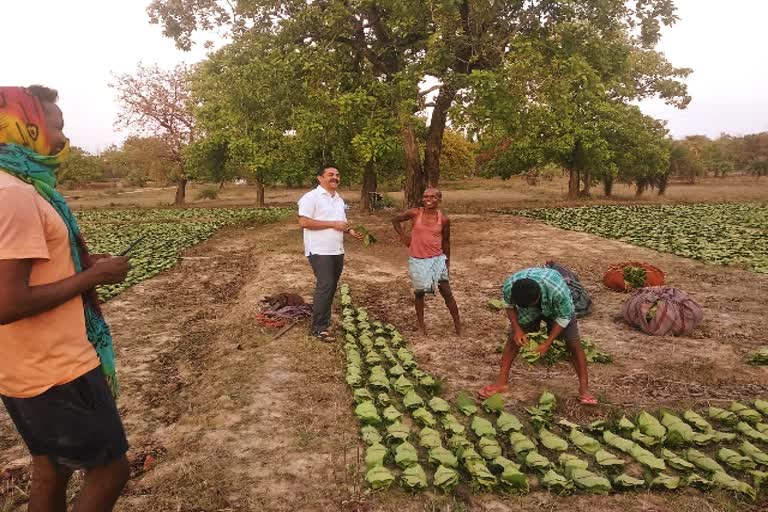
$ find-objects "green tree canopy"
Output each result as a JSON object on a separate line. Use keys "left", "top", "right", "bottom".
{"left": 149, "top": 0, "right": 692, "bottom": 205}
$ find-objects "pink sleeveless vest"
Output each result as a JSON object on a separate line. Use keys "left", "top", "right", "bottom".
{"left": 409, "top": 209, "right": 444, "bottom": 258}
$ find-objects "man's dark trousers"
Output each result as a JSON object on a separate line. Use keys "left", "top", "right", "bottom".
{"left": 308, "top": 254, "right": 344, "bottom": 334}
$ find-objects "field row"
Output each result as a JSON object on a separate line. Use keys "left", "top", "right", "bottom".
{"left": 514, "top": 204, "right": 768, "bottom": 273}
{"left": 77, "top": 208, "right": 292, "bottom": 300}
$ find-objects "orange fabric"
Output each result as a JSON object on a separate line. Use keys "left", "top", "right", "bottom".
{"left": 409, "top": 209, "right": 444, "bottom": 259}
{"left": 0, "top": 172, "right": 99, "bottom": 398}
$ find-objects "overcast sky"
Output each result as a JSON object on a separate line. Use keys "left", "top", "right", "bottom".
{"left": 4, "top": 0, "right": 767, "bottom": 153}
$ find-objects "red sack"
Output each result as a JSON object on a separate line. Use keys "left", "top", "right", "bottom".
{"left": 603, "top": 261, "right": 665, "bottom": 292}
{"left": 622, "top": 286, "right": 703, "bottom": 336}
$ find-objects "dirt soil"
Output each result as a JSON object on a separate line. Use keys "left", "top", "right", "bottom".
{"left": 2, "top": 211, "right": 767, "bottom": 512}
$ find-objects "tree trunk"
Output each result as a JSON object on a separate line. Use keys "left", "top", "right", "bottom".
{"left": 635, "top": 178, "right": 647, "bottom": 197}
{"left": 567, "top": 165, "right": 579, "bottom": 199}
{"left": 360, "top": 161, "right": 377, "bottom": 212}
{"left": 401, "top": 120, "right": 426, "bottom": 208}
{"left": 657, "top": 174, "right": 669, "bottom": 195}
{"left": 256, "top": 179, "right": 265, "bottom": 207}
{"left": 603, "top": 175, "right": 614, "bottom": 197}
{"left": 423, "top": 86, "right": 457, "bottom": 188}
{"left": 174, "top": 178, "right": 187, "bottom": 205}
{"left": 579, "top": 167, "right": 592, "bottom": 197}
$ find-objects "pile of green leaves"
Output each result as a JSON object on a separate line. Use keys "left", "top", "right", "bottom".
{"left": 513, "top": 204, "right": 768, "bottom": 274}
{"left": 78, "top": 207, "right": 292, "bottom": 300}
{"left": 623, "top": 266, "right": 647, "bottom": 290}
{"left": 520, "top": 329, "right": 612, "bottom": 365}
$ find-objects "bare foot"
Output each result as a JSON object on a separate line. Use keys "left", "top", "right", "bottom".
{"left": 454, "top": 325, "right": 463, "bottom": 337}
{"left": 479, "top": 384, "right": 508, "bottom": 399}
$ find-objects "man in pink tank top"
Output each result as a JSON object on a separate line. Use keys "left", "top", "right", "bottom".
{"left": 392, "top": 188, "right": 462, "bottom": 336}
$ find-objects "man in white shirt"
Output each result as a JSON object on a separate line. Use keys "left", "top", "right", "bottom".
{"left": 298, "top": 167, "right": 362, "bottom": 340}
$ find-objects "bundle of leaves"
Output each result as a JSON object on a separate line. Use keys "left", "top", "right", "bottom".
{"left": 526, "top": 391, "right": 557, "bottom": 426}
{"left": 354, "top": 225, "right": 377, "bottom": 246}
{"left": 623, "top": 265, "right": 648, "bottom": 290}
{"left": 520, "top": 330, "right": 611, "bottom": 365}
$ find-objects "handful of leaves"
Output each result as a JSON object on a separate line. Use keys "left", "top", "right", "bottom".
{"left": 685, "top": 448, "right": 724, "bottom": 474}
{"left": 354, "top": 401, "right": 382, "bottom": 425}
{"left": 526, "top": 391, "right": 557, "bottom": 426}
{"left": 401, "top": 464, "right": 428, "bottom": 491}
{"left": 613, "top": 474, "right": 645, "bottom": 490}
{"left": 717, "top": 448, "right": 756, "bottom": 471}
{"left": 650, "top": 473, "right": 681, "bottom": 490}
{"left": 660, "top": 412, "right": 713, "bottom": 446}
{"left": 571, "top": 468, "right": 613, "bottom": 494}
{"left": 730, "top": 401, "right": 763, "bottom": 423}
{"left": 497, "top": 412, "right": 523, "bottom": 433}
{"left": 569, "top": 429, "right": 602, "bottom": 455}
{"left": 429, "top": 447, "right": 458, "bottom": 468}
{"left": 603, "top": 431, "right": 634, "bottom": 454}
{"left": 711, "top": 471, "right": 756, "bottom": 500}
{"left": 629, "top": 443, "right": 666, "bottom": 472}
{"left": 595, "top": 449, "right": 625, "bottom": 469}
{"left": 661, "top": 449, "right": 695, "bottom": 472}
{"left": 433, "top": 465, "right": 460, "bottom": 492}
{"left": 541, "top": 469, "right": 573, "bottom": 493}
{"left": 354, "top": 225, "right": 377, "bottom": 246}
{"left": 637, "top": 411, "right": 667, "bottom": 441}
{"left": 455, "top": 391, "right": 478, "bottom": 416}
{"left": 521, "top": 330, "right": 612, "bottom": 365}
{"left": 465, "top": 460, "right": 497, "bottom": 490}
{"left": 471, "top": 416, "right": 497, "bottom": 438}
{"left": 365, "top": 465, "right": 395, "bottom": 490}
{"left": 539, "top": 427, "right": 569, "bottom": 452}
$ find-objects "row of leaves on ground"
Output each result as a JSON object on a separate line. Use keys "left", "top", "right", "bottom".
{"left": 77, "top": 207, "right": 292, "bottom": 300}
{"left": 341, "top": 285, "right": 768, "bottom": 501}
{"left": 509, "top": 203, "right": 768, "bottom": 274}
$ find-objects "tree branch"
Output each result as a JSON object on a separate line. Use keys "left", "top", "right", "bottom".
{"left": 419, "top": 84, "right": 442, "bottom": 97}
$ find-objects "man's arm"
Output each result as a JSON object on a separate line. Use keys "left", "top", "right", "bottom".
{"left": 505, "top": 306, "right": 527, "bottom": 344}
{"left": 536, "top": 277, "right": 574, "bottom": 354}
{"left": 391, "top": 209, "right": 417, "bottom": 246}
{"left": 298, "top": 216, "right": 348, "bottom": 231}
{"left": 552, "top": 275, "right": 576, "bottom": 327}
{"left": 503, "top": 276, "right": 528, "bottom": 346}
{"left": 0, "top": 257, "right": 130, "bottom": 325}
{"left": 536, "top": 323, "right": 564, "bottom": 354}
{"left": 442, "top": 216, "right": 451, "bottom": 266}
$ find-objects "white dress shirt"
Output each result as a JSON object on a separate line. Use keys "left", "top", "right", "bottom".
{"left": 298, "top": 185, "right": 347, "bottom": 256}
